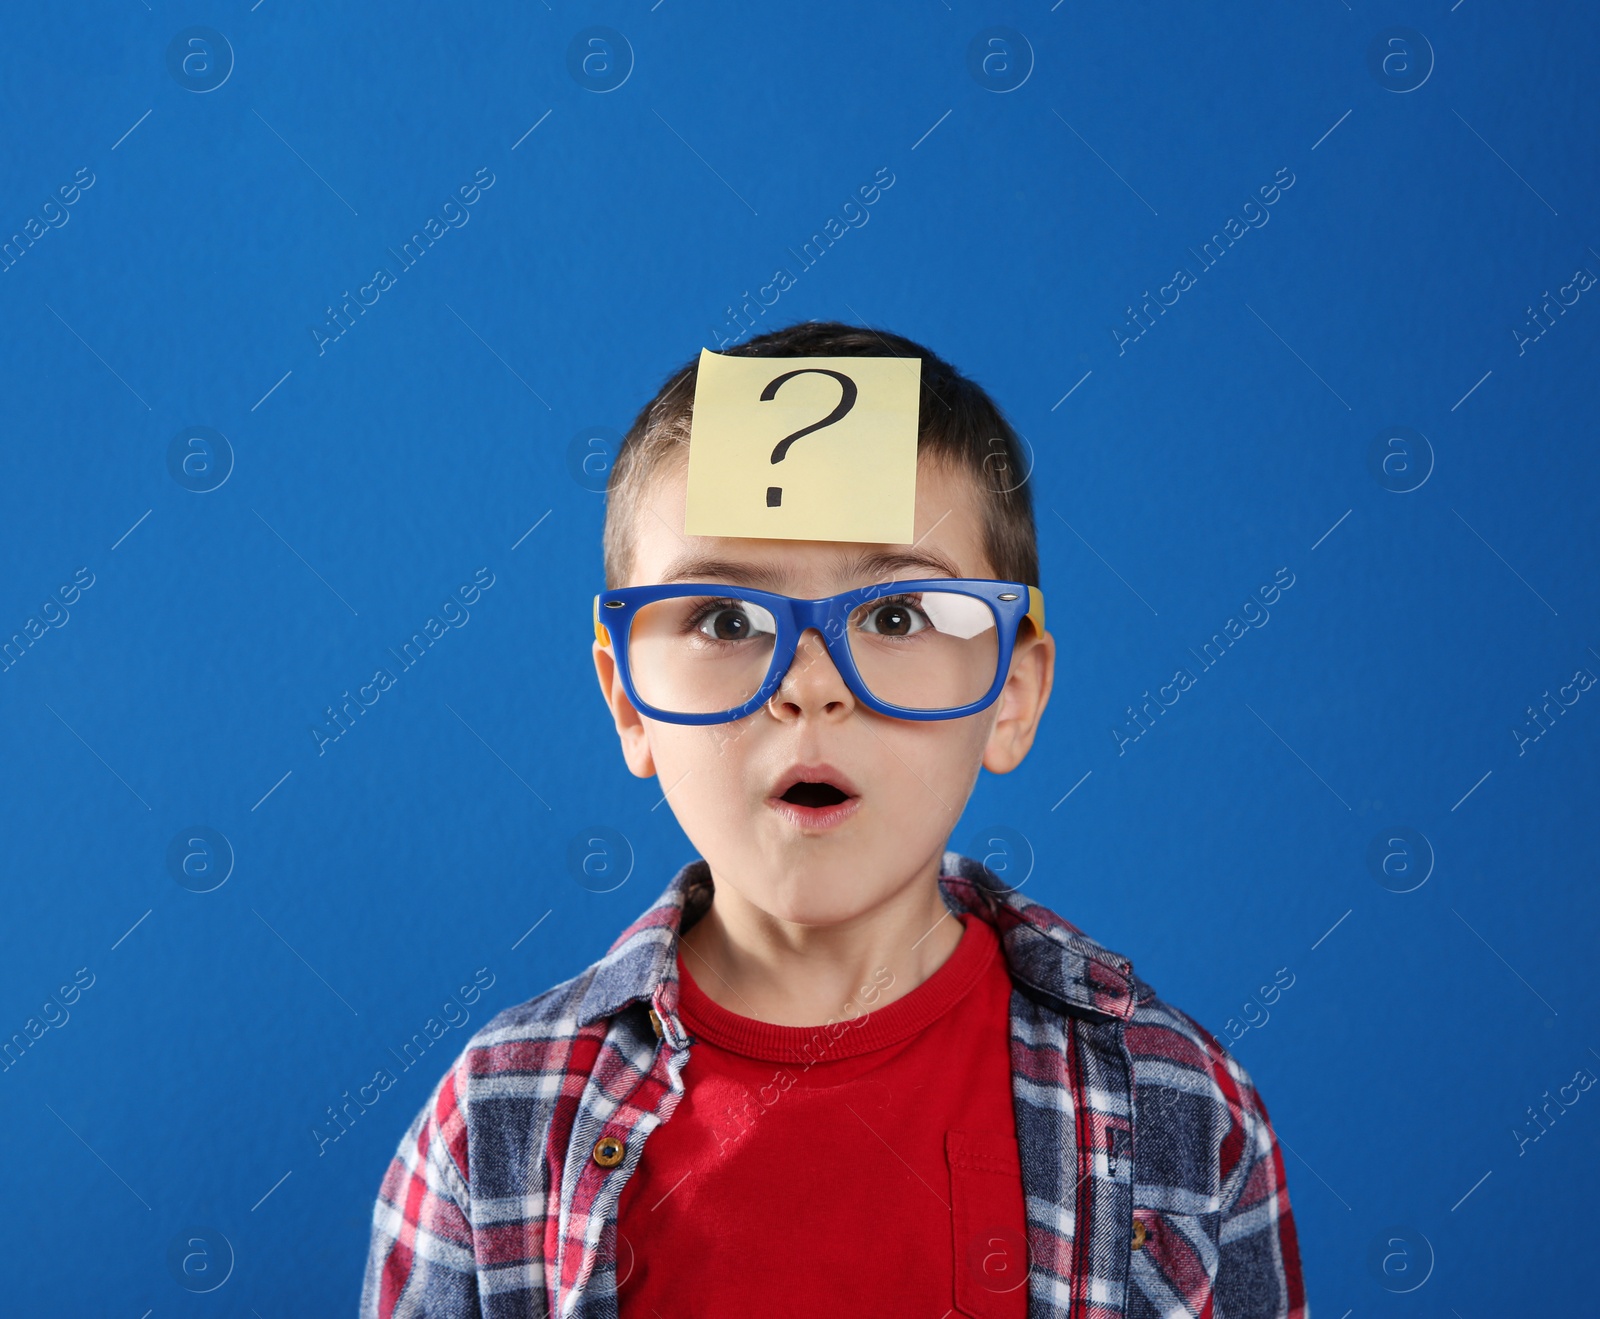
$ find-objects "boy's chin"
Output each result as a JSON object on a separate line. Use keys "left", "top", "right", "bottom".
{"left": 741, "top": 864, "right": 897, "bottom": 928}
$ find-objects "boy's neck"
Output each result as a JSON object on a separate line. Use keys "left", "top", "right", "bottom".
{"left": 676, "top": 857, "right": 966, "bottom": 1028}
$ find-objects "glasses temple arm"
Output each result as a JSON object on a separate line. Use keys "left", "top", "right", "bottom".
{"left": 1025, "top": 586, "right": 1046, "bottom": 637}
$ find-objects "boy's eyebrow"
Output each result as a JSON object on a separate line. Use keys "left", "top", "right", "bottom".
{"left": 658, "top": 549, "right": 963, "bottom": 589}
{"left": 844, "top": 549, "right": 963, "bottom": 583}
{"left": 657, "top": 556, "right": 787, "bottom": 588}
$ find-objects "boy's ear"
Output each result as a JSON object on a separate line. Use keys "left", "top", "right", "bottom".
{"left": 981, "top": 623, "right": 1055, "bottom": 775}
{"left": 592, "top": 641, "right": 658, "bottom": 779}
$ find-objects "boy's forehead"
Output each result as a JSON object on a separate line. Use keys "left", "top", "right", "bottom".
{"left": 629, "top": 454, "right": 993, "bottom": 589}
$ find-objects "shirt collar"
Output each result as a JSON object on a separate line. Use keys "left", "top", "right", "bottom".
{"left": 572, "top": 852, "right": 1138, "bottom": 1041}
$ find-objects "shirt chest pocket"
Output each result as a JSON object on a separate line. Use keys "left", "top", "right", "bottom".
{"left": 1126, "top": 1199, "right": 1223, "bottom": 1319}
{"left": 945, "top": 1131, "right": 1030, "bottom": 1319}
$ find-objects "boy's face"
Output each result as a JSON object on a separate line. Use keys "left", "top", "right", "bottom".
{"left": 592, "top": 453, "right": 1055, "bottom": 927}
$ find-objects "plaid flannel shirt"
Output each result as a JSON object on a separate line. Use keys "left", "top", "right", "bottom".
{"left": 361, "top": 852, "right": 1306, "bottom": 1318}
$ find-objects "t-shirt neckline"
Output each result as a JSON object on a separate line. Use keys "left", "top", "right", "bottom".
{"left": 675, "top": 910, "right": 998, "bottom": 1064}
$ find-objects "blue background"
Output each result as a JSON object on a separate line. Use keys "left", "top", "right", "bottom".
{"left": 3, "top": 2, "right": 1596, "bottom": 1314}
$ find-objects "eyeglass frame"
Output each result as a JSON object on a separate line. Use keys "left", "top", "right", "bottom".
{"left": 592, "top": 577, "right": 1046, "bottom": 725}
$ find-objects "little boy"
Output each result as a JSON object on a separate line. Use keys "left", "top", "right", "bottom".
{"left": 360, "top": 321, "right": 1306, "bottom": 1318}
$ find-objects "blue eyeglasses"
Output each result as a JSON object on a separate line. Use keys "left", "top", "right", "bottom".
{"left": 593, "top": 578, "right": 1045, "bottom": 724}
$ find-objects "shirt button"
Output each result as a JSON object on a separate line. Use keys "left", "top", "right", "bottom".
{"left": 592, "top": 1135, "right": 626, "bottom": 1168}
{"left": 648, "top": 1008, "right": 664, "bottom": 1039}
{"left": 1131, "top": 1220, "right": 1149, "bottom": 1251}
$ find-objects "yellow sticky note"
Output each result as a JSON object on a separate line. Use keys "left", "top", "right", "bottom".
{"left": 683, "top": 349, "right": 921, "bottom": 542}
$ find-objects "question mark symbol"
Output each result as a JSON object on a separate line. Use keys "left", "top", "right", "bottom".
{"left": 759, "top": 368, "right": 858, "bottom": 508}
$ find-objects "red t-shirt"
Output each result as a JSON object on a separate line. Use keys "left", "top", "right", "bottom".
{"left": 615, "top": 909, "right": 1029, "bottom": 1318}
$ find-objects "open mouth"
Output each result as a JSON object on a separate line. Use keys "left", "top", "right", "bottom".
{"left": 779, "top": 781, "right": 853, "bottom": 808}
{"left": 767, "top": 766, "right": 861, "bottom": 829}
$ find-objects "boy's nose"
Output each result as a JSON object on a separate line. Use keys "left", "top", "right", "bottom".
{"left": 769, "top": 628, "right": 854, "bottom": 720}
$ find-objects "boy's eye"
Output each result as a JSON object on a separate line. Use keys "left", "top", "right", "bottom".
{"left": 858, "top": 598, "right": 930, "bottom": 637}
{"left": 689, "top": 598, "right": 775, "bottom": 641}
{"left": 701, "top": 608, "right": 753, "bottom": 641}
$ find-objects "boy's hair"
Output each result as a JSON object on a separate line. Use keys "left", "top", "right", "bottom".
{"left": 602, "top": 320, "right": 1039, "bottom": 590}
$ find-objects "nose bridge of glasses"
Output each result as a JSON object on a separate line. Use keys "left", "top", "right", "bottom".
{"left": 812, "top": 590, "right": 870, "bottom": 655}
{"left": 789, "top": 592, "right": 843, "bottom": 633}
